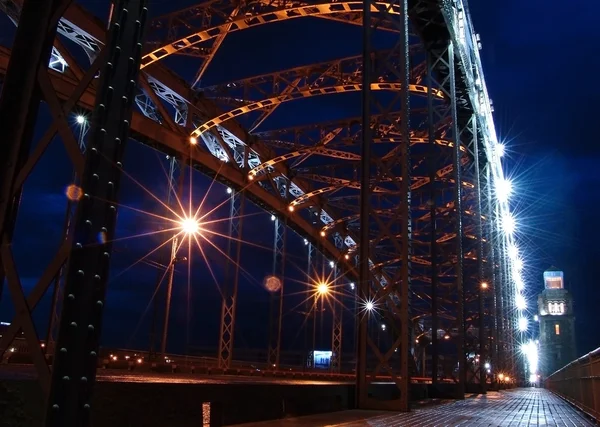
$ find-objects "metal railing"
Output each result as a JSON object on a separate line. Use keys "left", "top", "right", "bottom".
{"left": 545, "top": 346, "right": 600, "bottom": 422}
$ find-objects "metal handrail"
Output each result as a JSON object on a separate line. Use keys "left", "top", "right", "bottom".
{"left": 545, "top": 346, "right": 600, "bottom": 422}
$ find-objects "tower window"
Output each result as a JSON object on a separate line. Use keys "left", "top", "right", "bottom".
{"left": 548, "top": 301, "right": 565, "bottom": 315}
{"left": 555, "top": 324, "right": 560, "bottom": 335}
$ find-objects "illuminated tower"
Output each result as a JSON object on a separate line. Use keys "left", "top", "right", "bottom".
{"left": 537, "top": 267, "right": 577, "bottom": 376}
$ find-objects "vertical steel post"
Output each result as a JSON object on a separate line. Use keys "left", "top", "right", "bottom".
{"left": 494, "top": 200, "right": 505, "bottom": 374}
{"left": 426, "top": 52, "right": 439, "bottom": 385}
{"left": 267, "top": 217, "right": 285, "bottom": 368}
{"left": 0, "top": 0, "right": 62, "bottom": 303}
{"left": 160, "top": 235, "right": 178, "bottom": 357}
{"left": 304, "top": 242, "right": 314, "bottom": 369}
{"left": 45, "top": 2, "right": 148, "bottom": 425}
{"left": 472, "top": 116, "right": 486, "bottom": 393}
{"left": 485, "top": 165, "right": 499, "bottom": 384}
{"left": 331, "top": 265, "right": 342, "bottom": 372}
{"left": 160, "top": 158, "right": 184, "bottom": 357}
{"left": 448, "top": 41, "right": 466, "bottom": 397}
{"left": 398, "top": 0, "right": 412, "bottom": 412}
{"left": 356, "top": 0, "right": 372, "bottom": 407}
{"left": 218, "top": 190, "right": 245, "bottom": 369}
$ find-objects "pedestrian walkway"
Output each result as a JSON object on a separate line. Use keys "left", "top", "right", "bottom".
{"left": 234, "top": 388, "right": 596, "bottom": 426}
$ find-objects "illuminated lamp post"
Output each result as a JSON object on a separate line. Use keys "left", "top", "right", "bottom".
{"left": 160, "top": 218, "right": 198, "bottom": 358}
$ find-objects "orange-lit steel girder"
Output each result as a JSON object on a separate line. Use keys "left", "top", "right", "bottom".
{"left": 142, "top": 1, "right": 406, "bottom": 68}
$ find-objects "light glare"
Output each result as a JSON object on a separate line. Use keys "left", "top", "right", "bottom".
{"left": 502, "top": 212, "right": 516, "bottom": 235}
{"left": 76, "top": 115, "right": 85, "bottom": 124}
{"left": 518, "top": 316, "right": 528, "bottom": 331}
{"left": 317, "top": 282, "right": 329, "bottom": 295}
{"left": 180, "top": 217, "right": 200, "bottom": 235}
{"left": 496, "top": 143, "right": 505, "bottom": 158}
{"left": 496, "top": 178, "right": 512, "bottom": 202}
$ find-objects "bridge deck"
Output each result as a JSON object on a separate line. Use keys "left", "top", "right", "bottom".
{"left": 234, "top": 388, "right": 595, "bottom": 427}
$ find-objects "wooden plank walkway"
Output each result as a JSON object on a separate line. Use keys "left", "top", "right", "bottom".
{"left": 233, "top": 388, "right": 596, "bottom": 426}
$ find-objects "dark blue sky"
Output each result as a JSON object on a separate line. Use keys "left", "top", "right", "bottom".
{"left": 0, "top": 0, "right": 598, "bottom": 358}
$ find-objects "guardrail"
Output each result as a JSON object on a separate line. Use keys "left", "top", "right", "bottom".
{"left": 545, "top": 347, "right": 600, "bottom": 422}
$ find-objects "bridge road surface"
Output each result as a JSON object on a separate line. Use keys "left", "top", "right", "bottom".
{"left": 233, "top": 389, "right": 596, "bottom": 427}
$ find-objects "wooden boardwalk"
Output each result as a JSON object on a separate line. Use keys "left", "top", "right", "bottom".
{"left": 234, "top": 388, "right": 596, "bottom": 426}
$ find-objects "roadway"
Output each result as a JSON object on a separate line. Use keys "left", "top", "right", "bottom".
{"left": 0, "top": 364, "right": 350, "bottom": 385}
{"left": 232, "top": 388, "right": 596, "bottom": 426}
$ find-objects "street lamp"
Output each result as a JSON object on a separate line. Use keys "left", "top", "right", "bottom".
{"left": 180, "top": 217, "right": 200, "bottom": 235}
{"left": 76, "top": 115, "right": 85, "bottom": 124}
{"left": 317, "top": 282, "right": 329, "bottom": 296}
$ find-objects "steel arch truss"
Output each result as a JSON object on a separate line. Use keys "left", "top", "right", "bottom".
{"left": 0, "top": 0, "right": 516, "bottom": 418}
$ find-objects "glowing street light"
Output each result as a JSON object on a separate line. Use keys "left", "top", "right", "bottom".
{"left": 180, "top": 217, "right": 200, "bottom": 235}
{"left": 502, "top": 212, "right": 516, "bottom": 235}
{"left": 76, "top": 115, "right": 85, "bottom": 124}
{"left": 514, "top": 257, "right": 524, "bottom": 271}
{"left": 518, "top": 316, "right": 528, "bottom": 332}
{"left": 329, "top": 260, "right": 334, "bottom": 268}
{"left": 381, "top": 324, "right": 386, "bottom": 331}
{"left": 495, "top": 143, "right": 505, "bottom": 158}
{"left": 189, "top": 136, "right": 198, "bottom": 145}
{"left": 481, "top": 282, "right": 489, "bottom": 290}
{"left": 365, "top": 301, "right": 374, "bottom": 311}
{"left": 349, "top": 282, "right": 355, "bottom": 290}
{"left": 507, "top": 244, "right": 519, "bottom": 260}
{"left": 515, "top": 275, "right": 525, "bottom": 291}
{"left": 496, "top": 178, "right": 512, "bottom": 202}
{"left": 516, "top": 293, "right": 527, "bottom": 310}
{"left": 227, "top": 187, "right": 233, "bottom": 194}
{"left": 317, "top": 282, "right": 329, "bottom": 295}
{"left": 271, "top": 214, "right": 276, "bottom": 221}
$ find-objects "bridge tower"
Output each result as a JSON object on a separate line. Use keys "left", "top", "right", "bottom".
{"left": 537, "top": 267, "right": 577, "bottom": 376}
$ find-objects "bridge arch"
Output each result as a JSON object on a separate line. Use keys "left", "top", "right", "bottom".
{"left": 142, "top": 1, "right": 400, "bottom": 67}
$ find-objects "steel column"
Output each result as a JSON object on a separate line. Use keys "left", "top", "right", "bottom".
{"left": 448, "top": 41, "right": 466, "bottom": 397}
{"left": 471, "top": 115, "right": 487, "bottom": 393}
{"left": 427, "top": 51, "right": 439, "bottom": 385}
{"left": 160, "top": 157, "right": 185, "bottom": 358}
{"left": 330, "top": 265, "right": 342, "bottom": 372}
{"left": 267, "top": 216, "right": 285, "bottom": 368}
{"left": 304, "top": 242, "right": 314, "bottom": 369}
{"left": 485, "top": 165, "right": 499, "bottom": 384}
{"left": 398, "top": 0, "right": 412, "bottom": 411}
{"left": 356, "top": 0, "right": 372, "bottom": 407}
{"left": 218, "top": 190, "right": 245, "bottom": 369}
{"left": 45, "top": 2, "right": 148, "bottom": 425}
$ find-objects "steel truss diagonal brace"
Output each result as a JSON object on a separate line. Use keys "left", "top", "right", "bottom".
{"left": 45, "top": 2, "right": 148, "bottom": 426}
{"left": 218, "top": 190, "right": 246, "bottom": 369}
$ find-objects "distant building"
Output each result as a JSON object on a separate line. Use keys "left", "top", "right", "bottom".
{"left": 537, "top": 267, "right": 577, "bottom": 376}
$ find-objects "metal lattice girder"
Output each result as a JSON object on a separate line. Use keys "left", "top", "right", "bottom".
{"left": 194, "top": 52, "right": 441, "bottom": 137}
{"left": 267, "top": 217, "right": 286, "bottom": 368}
{"left": 0, "top": 4, "right": 403, "bottom": 294}
{"left": 45, "top": 2, "right": 148, "bottom": 425}
{"left": 355, "top": 0, "right": 414, "bottom": 411}
{"left": 218, "top": 190, "right": 245, "bottom": 369}
{"left": 143, "top": 0, "right": 414, "bottom": 68}
{"left": 330, "top": 266, "right": 342, "bottom": 372}
{"left": 0, "top": 0, "right": 91, "bottom": 392}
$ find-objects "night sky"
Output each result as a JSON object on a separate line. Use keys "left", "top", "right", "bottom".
{"left": 0, "top": 0, "right": 598, "bottom": 359}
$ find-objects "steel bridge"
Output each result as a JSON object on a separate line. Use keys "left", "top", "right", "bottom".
{"left": 0, "top": 0, "right": 531, "bottom": 425}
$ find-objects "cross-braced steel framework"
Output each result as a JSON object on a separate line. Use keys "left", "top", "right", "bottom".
{"left": 0, "top": 0, "right": 527, "bottom": 423}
